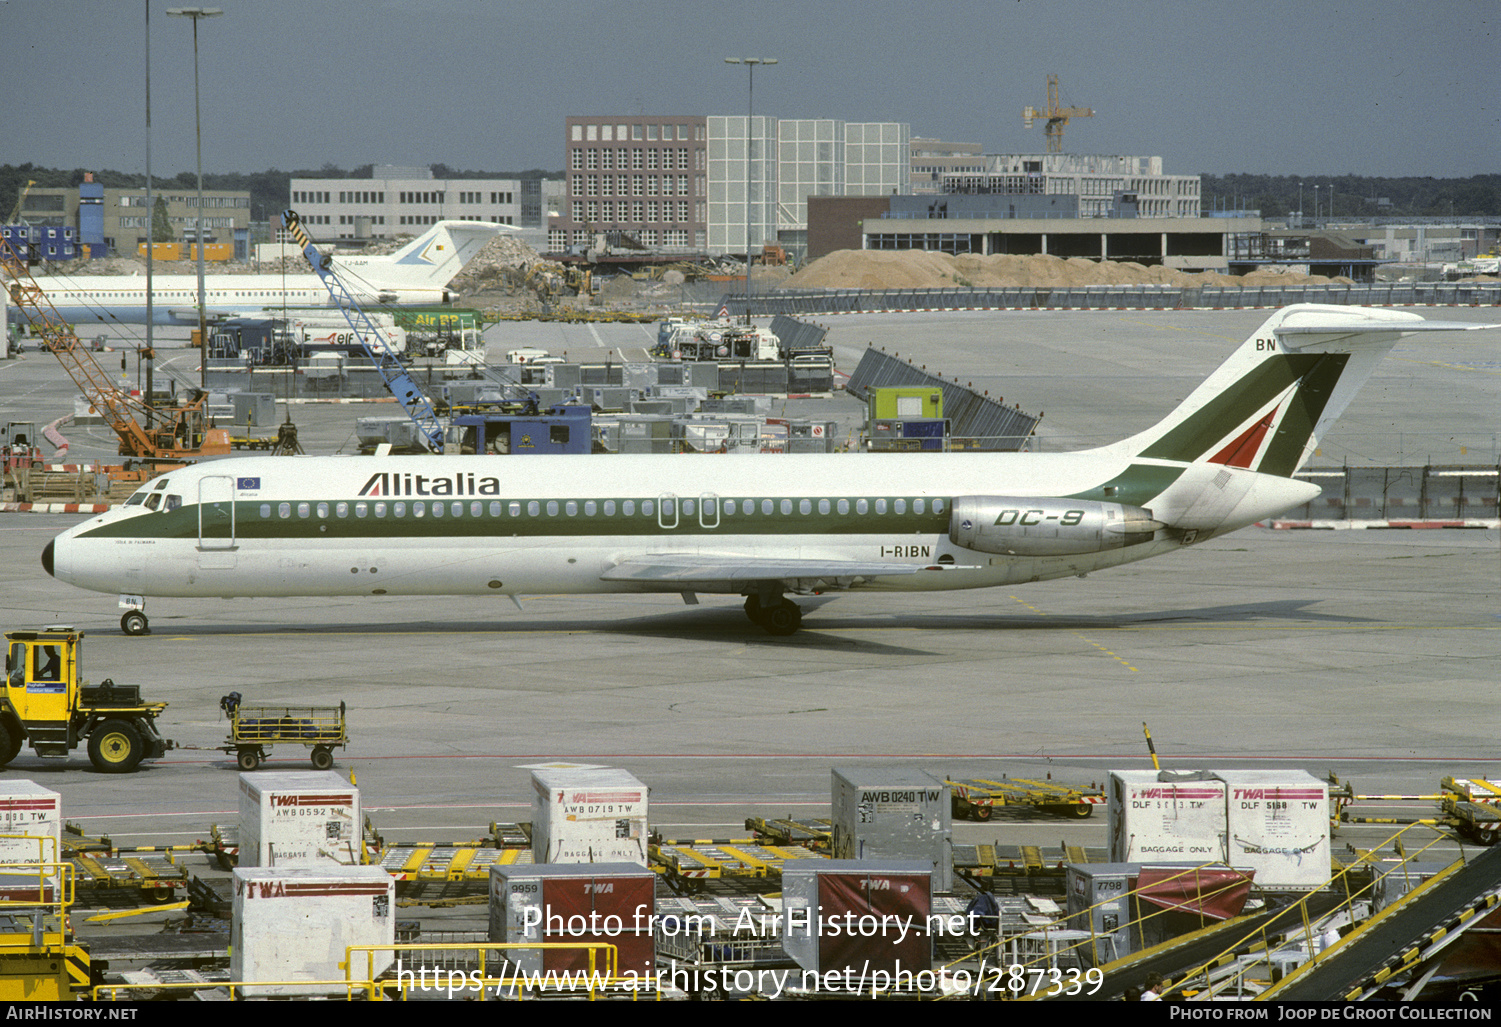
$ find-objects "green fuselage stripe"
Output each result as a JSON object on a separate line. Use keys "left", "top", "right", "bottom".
{"left": 81, "top": 496, "right": 954, "bottom": 541}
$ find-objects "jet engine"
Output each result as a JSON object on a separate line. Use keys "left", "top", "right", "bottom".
{"left": 949, "top": 496, "right": 1163, "bottom": 557}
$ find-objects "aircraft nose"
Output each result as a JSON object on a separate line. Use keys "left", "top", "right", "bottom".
{"left": 42, "top": 540, "right": 54, "bottom": 578}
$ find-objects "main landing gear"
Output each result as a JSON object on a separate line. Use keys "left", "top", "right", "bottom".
{"left": 743, "top": 594, "right": 802, "bottom": 636}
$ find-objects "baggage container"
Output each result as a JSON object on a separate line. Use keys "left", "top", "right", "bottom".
{"left": 781, "top": 859, "right": 933, "bottom": 976}
{"left": 238, "top": 770, "right": 360, "bottom": 867}
{"left": 0, "top": 781, "right": 60, "bottom": 901}
{"left": 1107, "top": 771, "right": 1227, "bottom": 863}
{"left": 831, "top": 768, "right": 952, "bottom": 892}
{"left": 530, "top": 768, "right": 648, "bottom": 865}
{"left": 489, "top": 863, "right": 654, "bottom": 979}
{"left": 232, "top": 864, "right": 394, "bottom": 996}
{"left": 1217, "top": 770, "right": 1330, "bottom": 890}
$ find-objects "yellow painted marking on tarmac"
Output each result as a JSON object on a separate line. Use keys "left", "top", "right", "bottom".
{"left": 1010, "top": 596, "right": 1138, "bottom": 672}
{"left": 1078, "top": 637, "right": 1139, "bottom": 672}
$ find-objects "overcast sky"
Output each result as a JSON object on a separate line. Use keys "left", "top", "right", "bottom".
{"left": 3, "top": 0, "right": 1494, "bottom": 180}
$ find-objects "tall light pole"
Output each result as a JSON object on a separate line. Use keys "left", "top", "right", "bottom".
{"left": 167, "top": 6, "right": 222, "bottom": 388}
{"left": 725, "top": 57, "right": 775, "bottom": 324}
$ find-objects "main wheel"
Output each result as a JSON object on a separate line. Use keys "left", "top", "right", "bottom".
{"left": 743, "top": 596, "right": 766, "bottom": 625}
{"left": 120, "top": 610, "right": 150, "bottom": 636}
{"left": 237, "top": 748, "right": 262, "bottom": 772}
{"left": 761, "top": 599, "right": 802, "bottom": 636}
{"left": 88, "top": 719, "right": 145, "bottom": 773}
{"left": 0, "top": 721, "right": 21, "bottom": 766}
{"left": 310, "top": 745, "right": 333, "bottom": 771}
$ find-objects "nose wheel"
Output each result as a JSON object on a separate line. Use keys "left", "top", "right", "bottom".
{"left": 120, "top": 610, "right": 150, "bottom": 636}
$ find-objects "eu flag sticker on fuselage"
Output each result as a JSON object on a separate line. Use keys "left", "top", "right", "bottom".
{"left": 237, "top": 477, "right": 261, "bottom": 490}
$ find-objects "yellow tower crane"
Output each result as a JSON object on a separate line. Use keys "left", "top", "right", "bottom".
{"left": 1023, "top": 74, "right": 1094, "bottom": 153}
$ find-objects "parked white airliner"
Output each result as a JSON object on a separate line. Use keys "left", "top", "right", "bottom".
{"left": 41, "top": 305, "right": 1494, "bottom": 636}
{"left": 9, "top": 220, "right": 505, "bottom": 327}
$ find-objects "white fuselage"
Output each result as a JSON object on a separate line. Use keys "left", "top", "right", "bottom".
{"left": 21, "top": 274, "right": 446, "bottom": 327}
{"left": 44, "top": 450, "right": 1314, "bottom": 602}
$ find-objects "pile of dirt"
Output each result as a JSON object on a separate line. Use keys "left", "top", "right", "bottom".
{"left": 446, "top": 234, "right": 547, "bottom": 296}
{"left": 782, "top": 250, "right": 1353, "bottom": 290}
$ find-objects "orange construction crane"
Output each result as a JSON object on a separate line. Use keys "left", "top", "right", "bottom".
{"left": 1, "top": 238, "right": 229, "bottom": 469}
{"left": 1023, "top": 74, "right": 1094, "bottom": 153}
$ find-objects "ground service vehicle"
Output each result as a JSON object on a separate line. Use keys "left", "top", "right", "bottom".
{"left": 1, "top": 628, "right": 172, "bottom": 773}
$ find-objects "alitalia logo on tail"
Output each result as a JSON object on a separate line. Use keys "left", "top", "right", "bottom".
{"left": 359, "top": 472, "right": 505, "bottom": 497}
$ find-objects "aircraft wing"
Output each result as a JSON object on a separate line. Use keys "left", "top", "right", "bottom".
{"left": 600, "top": 554, "right": 921, "bottom": 593}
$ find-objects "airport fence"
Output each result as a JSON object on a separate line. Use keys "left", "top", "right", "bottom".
{"left": 1283, "top": 464, "right": 1499, "bottom": 527}
{"left": 723, "top": 282, "right": 1501, "bottom": 316}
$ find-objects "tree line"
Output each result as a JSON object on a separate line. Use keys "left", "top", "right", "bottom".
{"left": 1200, "top": 174, "right": 1500, "bottom": 219}
{"left": 0, "top": 163, "right": 563, "bottom": 226}
{"left": 4, "top": 163, "right": 1495, "bottom": 224}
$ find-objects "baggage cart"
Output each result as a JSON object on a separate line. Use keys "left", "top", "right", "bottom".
{"left": 219, "top": 692, "right": 347, "bottom": 771}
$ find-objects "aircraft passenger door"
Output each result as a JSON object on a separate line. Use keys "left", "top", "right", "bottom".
{"left": 657, "top": 493, "right": 679, "bottom": 530}
{"left": 198, "top": 474, "right": 237, "bottom": 555}
{"left": 699, "top": 492, "right": 720, "bottom": 530}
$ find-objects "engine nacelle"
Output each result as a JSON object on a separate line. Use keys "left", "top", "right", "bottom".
{"left": 949, "top": 496, "right": 1163, "bottom": 557}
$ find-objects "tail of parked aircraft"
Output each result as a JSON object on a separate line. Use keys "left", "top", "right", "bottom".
{"left": 1111, "top": 305, "right": 1494, "bottom": 478}
{"left": 333, "top": 220, "right": 508, "bottom": 291}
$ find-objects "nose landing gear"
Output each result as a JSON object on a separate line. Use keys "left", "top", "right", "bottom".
{"left": 119, "top": 595, "right": 150, "bottom": 636}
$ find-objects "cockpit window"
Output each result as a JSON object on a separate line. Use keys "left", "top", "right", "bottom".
{"left": 153, "top": 479, "right": 170, "bottom": 491}
{"left": 164, "top": 495, "right": 182, "bottom": 512}
{"left": 124, "top": 493, "right": 146, "bottom": 506}
{"left": 144, "top": 493, "right": 162, "bottom": 511}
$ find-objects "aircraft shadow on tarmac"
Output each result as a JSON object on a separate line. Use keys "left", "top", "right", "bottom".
{"left": 128, "top": 596, "right": 1378, "bottom": 655}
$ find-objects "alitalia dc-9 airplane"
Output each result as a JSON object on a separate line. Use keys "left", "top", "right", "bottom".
{"left": 41, "top": 305, "right": 1494, "bottom": 636}
{"left": 11, "top": 220, "right": 504, "bottom": 327}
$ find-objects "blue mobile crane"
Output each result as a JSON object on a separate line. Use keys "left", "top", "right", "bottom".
{"left": 282, "top": 208, "right": 446, "bottom": 452}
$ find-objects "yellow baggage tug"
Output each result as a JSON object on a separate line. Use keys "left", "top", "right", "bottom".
{"left": 2, "top": 627, "right": 171, "bottom": 773}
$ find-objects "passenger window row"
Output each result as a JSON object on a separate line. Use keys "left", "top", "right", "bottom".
{"left": 252, "top": 497, "right": 947, "bottom": 521}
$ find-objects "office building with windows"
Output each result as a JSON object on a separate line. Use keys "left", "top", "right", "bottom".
{"left": 549, "top": 115, "right": 908, "bottom": 259}
{"left": 287, "top": 165, "right": 561, "bottom": 244}
{"left": 21, "top": 182, "right": 251, "bottom": 258}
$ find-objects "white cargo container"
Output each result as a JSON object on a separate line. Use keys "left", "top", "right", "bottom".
{"left": 1217, "top": 770, "right": 1331, "bottom": 890}
{"left": 239, "top": 771, "right": 360, "bottom": 867}
{"left": 1107, "top": 771, "right": 1227, "bottom": 863}
{"left": 530, "top": 768, "right": 648, "bottom": 865}
{"left": 0, "top": 781, "right": 61, "bottom": 901}
{"left": 232, "top": 865, "right": 394, "bottom": 997}
{"left": 831, "top": 768, "right": 953, "bottom": 893}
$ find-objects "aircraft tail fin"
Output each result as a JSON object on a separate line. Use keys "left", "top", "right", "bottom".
{"left": 1114, "top": 304, "right": 1494, "bottom": 477}
{"left": 334, "top": 221, "right": 507, "bottom": 289}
